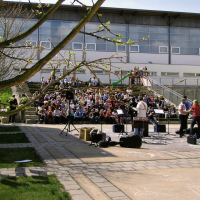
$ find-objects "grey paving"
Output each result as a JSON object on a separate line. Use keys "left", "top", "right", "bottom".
{"left": 1, "top": 123, "right": 200, "bottom": 199}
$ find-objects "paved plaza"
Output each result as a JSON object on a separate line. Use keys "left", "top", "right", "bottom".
{"left": 1, "top": 123, "right": 200, "bottom": 199}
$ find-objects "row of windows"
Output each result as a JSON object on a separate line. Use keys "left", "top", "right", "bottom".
{"left": 40, "top": 68, "right": 200, "bottom": 77}
{"left": 2, "top": 19, "right": 200, "bottom": 55}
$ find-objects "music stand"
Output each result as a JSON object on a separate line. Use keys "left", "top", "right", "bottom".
{"left": 154, "top": 109, "right": 165, "bottom": 130}
{"left": 153, "top": 109, "right": 166, "bottom": 141}
{"left": 60, "top": 94, "right": 79, "bottom": 136}
{"left": 117, "top": 109, "right": 128, "bottom": 136}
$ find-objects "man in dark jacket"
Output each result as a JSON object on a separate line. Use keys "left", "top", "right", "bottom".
{"left": 7, "top": 95, "right": 18, "bottom": 122}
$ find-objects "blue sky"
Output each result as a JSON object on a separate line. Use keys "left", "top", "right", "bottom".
{"left": 6, "top": 0, "right": 200, "bottom": 13}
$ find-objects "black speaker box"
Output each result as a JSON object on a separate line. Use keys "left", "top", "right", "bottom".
{"left": 113, "top": 124, "right": 124, "bottom": 133}
{"left": 187, "top": 136, "right": 196, "bottom": 145}
{"left": 154, "top": 125, "right": 166, "bottom": 132}
{"left": 66, "top": 91, "right": 74, "bottom": 100}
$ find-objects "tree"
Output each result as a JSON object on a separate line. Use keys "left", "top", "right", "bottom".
{"left": 0, "top": 0, "right": 148, "bottom": 117}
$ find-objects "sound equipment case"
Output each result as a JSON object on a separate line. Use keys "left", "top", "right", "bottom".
{"left": 113, "top": 124, "right": 124, "bottom": 133}
{"left": 187, "top": 136, "right": 196, "bottom": 145}
{"left": 154, "top": 125, "right": 166, "bottom": 132}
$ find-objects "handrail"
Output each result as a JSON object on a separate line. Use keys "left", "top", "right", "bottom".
{"left": 146, "top": 76, "right": 193, "bottom": 107}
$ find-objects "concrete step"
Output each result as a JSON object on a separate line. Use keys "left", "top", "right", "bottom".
{"left": 25, "top": 115, "right": 37, "bottom": 119}
{"left": 28, "top": 107, "right": 37, "bottom": 111}
{"left": 26, "top": 119, "right": 38, "bottom": 124}
{"left": 26, "top": 110, "right": 37, "bottom": 115}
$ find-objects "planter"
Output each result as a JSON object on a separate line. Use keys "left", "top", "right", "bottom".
{"left": 1, "top": 117, "right": 8, "bottom": 124}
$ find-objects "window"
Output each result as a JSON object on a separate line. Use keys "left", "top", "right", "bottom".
{"left": 183, "top": 73, "right": 195, "bottom": 77}
{"left": 86, "top": 43, "right": 96, "bottom": 50}
{"left": 115, "top": 71, "right": 130, "bottom": 75}
{"left": 26, "top": 40, "right": 37, "bottom": 47}
{"left": 130, "top": 45, "right": 139, "bottom": 52}
{"left": 72, "top": 42, "right": 83, "bottom": 50}
{"left": 171, "top": 47, "right": 180, "bottom": 54}
{"left": 40, "top": 41, "right": 51, "bottom": 49}
{"left": 159, "top": 46, "right": 168, "bottom": 53}
{"left": 76, "top": 69, "right": 86, "bottom": 74}
{"left": 161, "top": 72, "right": 179, "bottom": 76}
{"left": 148, "top": 72, "right": 157, "bottom": 76}
{"left": 117, "top": 45, "right": 126, "bottom": 52}
{"left": 90, "top": 70, "right": 103, "bottom": 74}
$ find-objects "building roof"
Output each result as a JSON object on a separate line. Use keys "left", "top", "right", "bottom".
{"left": 4, "top": 1, "right": 200, "bottom": 19}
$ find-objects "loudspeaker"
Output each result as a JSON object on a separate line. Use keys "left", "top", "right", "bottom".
{"left": 154, "top": 125, "right": 166, "bottom": 132}
{"left": 66, "top": 91, "right": 74, "bottom": 100}
{"left": 113, "top": 124, "right": 124, "bottom": 133}
{"left": 187, "top": 136, "right": 196, "bottom": 145}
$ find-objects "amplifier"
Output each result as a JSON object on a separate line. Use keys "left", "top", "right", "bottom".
{"left": 187, "top": 136, "right": 196, "bottom": 145}
{"left": 133, "top": 117, "right": 148, "bottom": 128}
{"left": 154, "top": 125, "right": 166, "bottom": 132}
{"left": 113, "top": 124, "right": 124, "bottom": 133}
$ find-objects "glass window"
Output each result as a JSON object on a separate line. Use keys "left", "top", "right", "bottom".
{"left": 72, "top": 42, "right": 83, "bottom": 50}
{"left": 51, "top": 35, "right": 61, "bottom": 42}
{"left": 150, "top": 40, "right": 168, "bottom": 46}
{"left": 40, "top": 27, "right": 51, "bottom": 34}
{"left": 86, "top": 43, "right": 96, "bottom": 50}
{"left": 129, "top": 25, "right": 149, "bottom": 32}
{"left": 39, "top": 34, "right": 50, "bottom": 41}
{"left": 107, "top": 43, "right": 116, "bottom": 52}
{"left": 150, "top": 46, "right": 159, "bottom": 53}
{"left": 150, "top": 26, "right": 169, "bottom": 33}
{"left": 130, "top": 45, "right": 139, "bottom": 52}
{"left": 159, "top": 46, "right": 168, "bottom": 53}
{"left": 117, "top": 45, "right": 126, "bottom": 52}
{"left": 150, "top": 33, "right": 168, "bottom": 40}
{"left": 171, "top": 47, "right": 180, "bottom": 54}
{"left": 184, "top": 73, "right": 195, "bottom": 77}
{"left": 139, "top": 46, "right": 149, "bottom": 53}
{"left": 96, "top": 44, "right": 106, "bottom": 51}
{"left": 189, "top": 48, "right": 199, "bottom": 55}
{"left": 190, "top": 28, "right": 200, "bottom": 35}
{"left": 40, "top": 41, "right": 51, "bottom": 49}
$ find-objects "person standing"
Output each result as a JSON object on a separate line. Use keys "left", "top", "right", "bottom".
{"left": 183, "top": 95, "right": 190, "bottom": 130}
{"left": 19, "top": 94, "right": 28, "bottom": 123}
{"left": 129, "top": 97, "right": 137, "bottom": 131}
{"left": 132, "top": 97, "right": 147, "bottom": 137}
{"left": 187, "top": 100, "right": 200, "bottom": 136}
{"left": 178, "top": 98, "right": 188, "bottom": 137}
{"left": 7, "top": 95, "right": 18, "bottom": 123}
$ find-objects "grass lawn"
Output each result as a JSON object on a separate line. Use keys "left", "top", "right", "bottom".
{"left": 0, "top": 88, "right": 12, "bottom": 109}
{"left": 0, "top": 126, "right": 21, "bottom": 132}
{"left": 0, "top": 175, "right": 71, "bottom": 200}
{"left": 0, "top": 148, "right": 44, "bottom": 168}
{"left": 0, "top": 133, "right": 30, "bottom": 144}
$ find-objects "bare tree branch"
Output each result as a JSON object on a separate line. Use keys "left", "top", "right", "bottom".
{"left": 0, "top": 0, "right": 64, "bottom": 48}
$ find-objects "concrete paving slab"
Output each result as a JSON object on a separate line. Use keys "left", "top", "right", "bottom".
{"left": 99, "top": 168, "right": 200, "bottom": 200}
{"left": 48, "top": 134, "right": 75, "bottom": 142}
{"left": 32, "top": 133, "right": 47, "bottom": 143}
{"left": 44, "top": 146, "right": 72, "bottom": 165}
{"left": 63, "top": 145, "right": 176, "bottom": 163}
{"left": 71, "top": 173, "right": 111, "bottom": 200}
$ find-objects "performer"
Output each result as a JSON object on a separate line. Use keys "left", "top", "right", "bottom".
{"left": 19, "top": 94, "right": 28, "bottom": 123}
{"left": 187, "top": 100, "right": 200, "bottom": 136}
{"left": 7, "top": 95, "right": 18, "bottom": 123}
{"left": 129, "top": 97, "right": 137, "bottom": 131}
{"left": 178, "top": 98, "right": 188, "bottom": 138}
{"left": 132, "top": 97, "right": 147, "bottom": 137}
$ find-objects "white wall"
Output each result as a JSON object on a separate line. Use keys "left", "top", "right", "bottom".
{"left": 129, "top": 53, "right": 168, "bottom": 64}
{"left": 171, "top": 55, "right": 200, "bottom": 65}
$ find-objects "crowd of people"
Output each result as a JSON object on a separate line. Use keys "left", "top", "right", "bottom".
{"left": 33, "top": 83, "right": 179, "bottom": 125}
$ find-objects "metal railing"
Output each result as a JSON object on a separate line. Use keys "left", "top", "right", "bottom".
{"left": 146, "top": 77, "right": 193, "bottom": 107}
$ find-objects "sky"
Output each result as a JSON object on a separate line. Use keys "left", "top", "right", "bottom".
{"left": 7, "top": 0, "right": 200, "bottom": 13}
